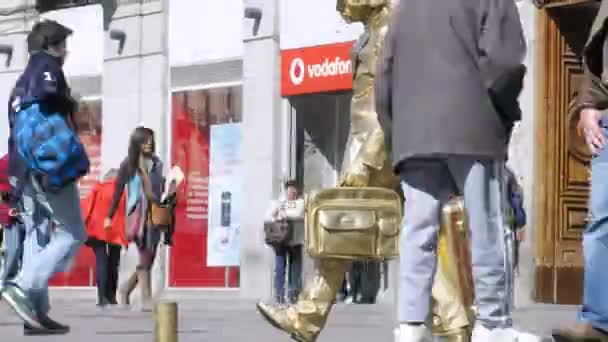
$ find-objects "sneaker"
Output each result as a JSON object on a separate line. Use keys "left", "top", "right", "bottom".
{"left": 1, "top": 284, "right": 41, "bottom": 328}
{"left": 24, "top": 318, "right": 70, "bottom": 336}
{"left": 39, "top": 316, "right": 70, "bottom": 334}
{"left": 473, "top": 323, "right": 541, "bottom": 342}
{"left": 398, "top": 324, "right": 433, "bottom": 342}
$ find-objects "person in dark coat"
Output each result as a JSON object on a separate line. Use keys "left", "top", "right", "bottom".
{"left": 0, "top": 154, "right": 24, "bottom": 288}
{"left": 105, "top": 126, "right": 165, "bottom": 312}
{"left": 2, "top": 20, "right": 84, "bottom": 336}
{"left": 374, "top": 0, "right": 529, "bottom": 340}
{"left": 552, "top": 2, "right": 608, "bottom": 341}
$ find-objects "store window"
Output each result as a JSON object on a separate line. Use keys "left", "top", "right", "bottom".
{"left": 291, "top": 92, "right": 350, "bottom": 192}
{"left": 169, "top": 85, "right": 242, "bottom": 288}
{"left": 49, "top": 98, "right": 102, "bottom": 286}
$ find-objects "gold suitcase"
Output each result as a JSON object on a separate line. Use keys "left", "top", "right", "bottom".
{"left": 305, "top": 187, "right": 402, "bottom": 260}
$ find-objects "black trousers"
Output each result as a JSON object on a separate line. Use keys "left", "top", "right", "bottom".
{"left": 88, "top": 239, "right": 121, "bottom": 305}
{"left": 349, "top": 260, "right": 380, "bottom": 304}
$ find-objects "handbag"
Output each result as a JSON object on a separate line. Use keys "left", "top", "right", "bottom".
{"left": 305, "top": 187, "right": 402, "bottom": 261}
{"left": 150, "top": 202, "right": 173, "bottom": 227}
{"left": 14, "top": 104, "right": 90, "bottom": 192}
{"left": 264, "top": 220, "right": 293, "bottom": 246}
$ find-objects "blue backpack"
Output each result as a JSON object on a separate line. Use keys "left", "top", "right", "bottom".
{"left": 13, "top": 104, "right": 90, "bottom": 192}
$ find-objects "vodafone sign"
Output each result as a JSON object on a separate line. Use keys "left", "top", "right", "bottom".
{"left": 281, "top": 42, "right": 354, "bottom": 96}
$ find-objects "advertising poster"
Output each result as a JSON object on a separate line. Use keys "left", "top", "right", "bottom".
{"left": 169, "top": 86, "right": 242, "bottom": 287}
{"left": 207, "top": 123, "right": 242, "bottom": 267}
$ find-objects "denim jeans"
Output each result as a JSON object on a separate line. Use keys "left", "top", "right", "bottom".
{"left": 578, "top": 121, "right": 608, "bottom": 331}
{"left": 14, "top": 176, "right": 86, "bottom": 317}
{"left": 0, "top": 220, "right": 25, "bottom": 283}
{"left": 274, "top": 244, "right": 303, "bottom": 301}
{"left": 399, "top": 157, "right": 513, "bottom": 329}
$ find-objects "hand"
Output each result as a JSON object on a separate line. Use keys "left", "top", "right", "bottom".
{"left": 103, "top": 218, "right": 112, "bottom": 230}
{"left": 578, "top": 108, "right": 605, "bottom": 154}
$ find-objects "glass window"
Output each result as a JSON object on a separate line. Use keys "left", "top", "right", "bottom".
{"left": 169, "top": 85, "right": 242, "bottom": 288}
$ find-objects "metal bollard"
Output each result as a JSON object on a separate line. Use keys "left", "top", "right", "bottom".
{"left": 154, "top": 301, "right": 178, "bottom": 342}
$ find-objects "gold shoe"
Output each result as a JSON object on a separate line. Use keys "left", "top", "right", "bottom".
{"left": 256, "top": 302, "right": 317, "bottom": 342}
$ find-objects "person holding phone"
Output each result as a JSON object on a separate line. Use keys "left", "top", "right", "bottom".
{"left": 105, "top": 125, "right": 165, "bottom": 311}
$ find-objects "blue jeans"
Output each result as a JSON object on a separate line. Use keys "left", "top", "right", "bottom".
{"left": 14, "top": 176, "right": 86, "bottom": 317}
{"left": 579, "top": 123, "right": 608, "bottom": 331}
{"left": 274, "top": 245, "right": 303, "bottom": 301}
{"left": 399, "top": 157, "right": 513, "bottom": 329}
{"left": 0, "top": 219, "right": 25, "bottom": 283}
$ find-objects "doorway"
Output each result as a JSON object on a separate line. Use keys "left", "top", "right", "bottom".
{"left": 535, "top": 0, "right": 599, "bottom": 304}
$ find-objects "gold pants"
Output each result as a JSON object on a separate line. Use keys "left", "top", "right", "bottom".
{"left": 288, "top": 234, "right": 473, "bottom": 340}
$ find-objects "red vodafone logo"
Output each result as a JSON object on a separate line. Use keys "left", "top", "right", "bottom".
{"left": 281, "top": 41, "right": 354, "bottom": 96}
{"left": 290, "top": 58, "right": 305, "bottom": 85}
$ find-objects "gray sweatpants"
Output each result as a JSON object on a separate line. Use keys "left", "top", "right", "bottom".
{"left": 398, "top": 157, "right": 514, "bottom": 329}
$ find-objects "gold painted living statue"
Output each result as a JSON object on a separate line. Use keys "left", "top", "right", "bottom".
{"left": 256, "top": 1, "right": 474, "bottom": 341}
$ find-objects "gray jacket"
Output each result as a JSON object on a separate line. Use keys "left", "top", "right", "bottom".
{"left": 375, "top": 0, "right": 526, "bottom": 168}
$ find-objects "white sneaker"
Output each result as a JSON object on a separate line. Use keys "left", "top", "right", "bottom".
{"left": 398, "top": 324, "right": 433, "bottom": 342}
{"left": 511, "top": 328, "right": 541, "bottom": 342}
{"left": 472, "top": 324, "right": 541, "bottom": 342}
{"left": 472, "top": 324, "right": 493, "bottom": 342}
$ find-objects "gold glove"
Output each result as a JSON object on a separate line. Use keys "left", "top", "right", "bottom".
{"left": 338, "top": 162, "right": 372, "bottom": 187}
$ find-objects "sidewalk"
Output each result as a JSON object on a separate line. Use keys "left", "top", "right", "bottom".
{"left": 0, "top": 289, "right": 575, "bottom": 341}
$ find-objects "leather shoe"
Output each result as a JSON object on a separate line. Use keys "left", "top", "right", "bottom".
{"left": 552, "top": 323, "right": 608, "bottom": 342}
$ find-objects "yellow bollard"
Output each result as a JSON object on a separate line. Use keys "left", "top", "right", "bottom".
{"left": 155, "top": 301, "right": 178, "bottom": 342}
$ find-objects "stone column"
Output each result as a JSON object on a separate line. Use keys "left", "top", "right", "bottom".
{"left": 0, "top": 0, "right": 35, "bottom": 155}
{"left": 240, "top": 0, "right": 285, "bottom": 299}
{"left": 511, "top": 0, "right": 538, "bottom": 309}
{"left": 102, "top": 0, "right": 169, "bottom": 301}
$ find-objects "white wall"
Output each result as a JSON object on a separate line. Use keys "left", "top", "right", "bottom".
{"left": 0, "top": 5, "right": 32, "bottom": 156}
{"left": 169, "top": 0, "right": 244, "bottom": 66}
{"left": 279, "top": 0, "right": 363, "bottom": 50}
{"left": 40, "top": 5, "right": 104, "bottom": 77}
{"left": 510, "top": 0, "right": 538, "bottom": 308}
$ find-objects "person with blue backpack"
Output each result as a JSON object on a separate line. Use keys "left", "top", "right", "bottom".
{"left": 1, "top": 20, "right": 88, "bottom": 335}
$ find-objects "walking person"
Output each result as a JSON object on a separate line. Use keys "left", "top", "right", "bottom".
{"left": 83, "top": 169, "right": 127, "bottom": 307}
{"left": 552, "top": 2, "right": 608, "bottom": 340}
{"left": 374, "top": 0, "right": 528, "bottom": 340}
{"left": 0, "top": 154, "right": 25, "bottom": 291}
{"left": 105, "top": 126, "right": 165, "bottom": 312}
{"left": 1, "top": 20, "right": 88, "bottom": 335}
{"left": 265, "top": 180, "right": 305, "bottom": 304}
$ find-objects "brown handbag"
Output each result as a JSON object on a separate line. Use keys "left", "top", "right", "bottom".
{"left": 150, "top": 202, "right": 173, "bottom": 227}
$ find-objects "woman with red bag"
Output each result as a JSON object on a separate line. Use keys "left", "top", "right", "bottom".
{"left": 82, "top": 169, "right": 127, "bottom": 307}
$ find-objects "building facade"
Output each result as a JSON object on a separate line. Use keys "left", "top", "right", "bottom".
{"left": 0, "top": 0, "right": 595, "bottom": 309}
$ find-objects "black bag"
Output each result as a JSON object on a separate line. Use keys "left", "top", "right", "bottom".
{"left": 264, "top": 220, "right": 293, "bottom": 246}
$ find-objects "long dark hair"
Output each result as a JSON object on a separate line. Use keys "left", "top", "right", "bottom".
{"left": 126, "top": 127, "right": 155, "bottom": 179}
